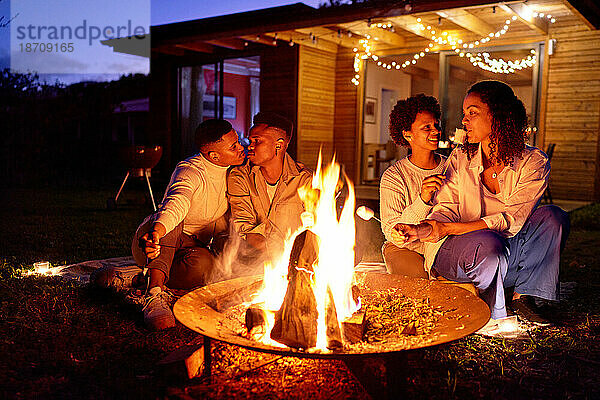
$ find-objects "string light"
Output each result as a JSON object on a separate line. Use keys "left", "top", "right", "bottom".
{"left": 467, "top": 50, "right": 537, "bottom": 74}
{"left": 350, "top": 9, "right": 556, "bottom": 85}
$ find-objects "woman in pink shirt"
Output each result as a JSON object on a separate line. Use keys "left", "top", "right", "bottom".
{"left": 397, "top": 80, "right": 569, "bottom": 325}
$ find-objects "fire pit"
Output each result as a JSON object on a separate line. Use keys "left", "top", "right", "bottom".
{"left": 174, "top": 273, "right": 489, "bottom": 397}
{"left": 174, "top": 273, "right": 489, "bottom": 358}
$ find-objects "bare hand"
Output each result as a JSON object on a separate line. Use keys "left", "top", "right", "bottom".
{"left": 419, "top": 220, "right": 448, "bottom": 243}
{"left": 141, "top": 230, "right": 162, "bottom": 259}
{"left": 420, "top": 174, "right": 445, "bottom": 204}
{"left": 140, "top": 222, "right": 166, "bottom": 259}
{"left": 391, "top": 223, "right": 419, "bottom": 246}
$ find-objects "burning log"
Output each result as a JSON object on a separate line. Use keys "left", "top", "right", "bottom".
{"left": 325, "top": 285, "right": 343, "bottom": 349}
{"left": 271, "top": 230, "right": 320, "bottom": 349}
{"left": 341, "top": 310, "right": 367, "bottom": 344}
{"left": 245, "top": 305, "right": 267, "bottom": 335}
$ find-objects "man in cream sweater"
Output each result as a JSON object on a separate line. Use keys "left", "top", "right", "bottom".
{"left": 92, "top": 119, "right": 245, "bottom": 330}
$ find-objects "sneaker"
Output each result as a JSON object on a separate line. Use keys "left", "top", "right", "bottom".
{"left": 142, "top": 286, "right": 176, "bottom": 330}
{"left": 475, "top": 316, "right": 533, "bottom": 339}
{"left": 511, "top": 296, "right": 551, "bottom": 326}
{"left": 89, "top": 265, "right": 144, "bottom": 291}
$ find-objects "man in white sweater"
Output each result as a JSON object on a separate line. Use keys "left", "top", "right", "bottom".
{"left": 92, "top": 119, "right": 245, "bottom": 330}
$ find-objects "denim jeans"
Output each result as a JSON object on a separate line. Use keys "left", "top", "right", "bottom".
{"left": 431, "top": 205, "right": 569, "bottom": 319}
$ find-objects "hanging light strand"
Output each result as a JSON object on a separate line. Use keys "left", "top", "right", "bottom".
{"left": 350, "top": 10, "right": 557, "bottom": 84}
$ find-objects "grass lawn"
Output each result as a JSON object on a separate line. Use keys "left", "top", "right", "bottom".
{"left": 1, "top": 187, "right": 599, "bottom": 399}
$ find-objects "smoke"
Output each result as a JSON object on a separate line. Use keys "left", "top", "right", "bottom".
{"left": 208, "top": 225, "right": 269, "bottom": 285}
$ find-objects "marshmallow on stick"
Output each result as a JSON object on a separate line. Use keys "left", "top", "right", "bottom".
{"left": 356, "top": 206, "right": 433, "bottom": 242}
{"left": 356, "top": 206, "right": 374, "bottom": 221}
{"left": 453, "top": 128, "right": 467, "bottom": 145}
{"left": 442, "top": 128, "right": 467, "bottom": 175}
{"left": 356, "top": 206, "right": 394, "bottom": 230}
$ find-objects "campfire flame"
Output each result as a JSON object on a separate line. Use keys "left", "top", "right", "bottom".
{"left": 250, "top": 152, "right": 360, "bottom": 350}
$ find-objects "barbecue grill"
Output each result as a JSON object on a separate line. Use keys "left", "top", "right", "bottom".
{"left": 107, "top": 145, "right": 162, "bottom": 211}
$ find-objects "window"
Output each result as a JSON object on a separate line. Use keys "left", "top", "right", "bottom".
{"left": 177, "top": 56, "right": 260, "bottom": 158}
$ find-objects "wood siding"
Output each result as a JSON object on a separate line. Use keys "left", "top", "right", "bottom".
{"left": 542, "top": 23, "right": 600, "bottom": 201}
{"left": 334, "top": 49, "right": 360, "bottom": 182}
{"left": 297, "top": 45, "right": 337, "bottom": 169}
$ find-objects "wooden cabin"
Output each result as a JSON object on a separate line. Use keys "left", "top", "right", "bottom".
{"left": 147, "top": 0, "right": 600, "bottom": 202}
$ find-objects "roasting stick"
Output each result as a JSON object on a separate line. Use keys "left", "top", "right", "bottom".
{"left": 356, "top": 206, "right": 433, "bottom": 242}
{"left": 441, "top": 128, "right": 467, "bottom": 176}
{"left": 138, "top": 237, "right": 178, "bottom": 249}
{"left": 356, "top": 206, "right": 394, "bottom": 230}
{"left": 356, "top": 206, "right": 412, "bottom": 243}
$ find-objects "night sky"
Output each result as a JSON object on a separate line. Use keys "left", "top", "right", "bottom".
{"left": 1, "top": 0, "right": 322, "bottom": 84}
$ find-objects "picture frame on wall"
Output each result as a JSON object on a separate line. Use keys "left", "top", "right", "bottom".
{"left": 222, "top": 96, "right": 236, "bottom": 119}
{"left": 364, "top": 96, "right": 376, "bottom": 124}
{"left": 203, "top": 95, "right": 237, "bottom": 119}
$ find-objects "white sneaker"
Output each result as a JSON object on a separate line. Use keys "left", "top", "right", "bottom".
{"left": 142, "top": 286, "right": 176, "bottom": 330}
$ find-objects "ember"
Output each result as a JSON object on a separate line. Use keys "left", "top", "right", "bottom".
{"left": 361, "top": 287, "right": 443, "bottom": 342}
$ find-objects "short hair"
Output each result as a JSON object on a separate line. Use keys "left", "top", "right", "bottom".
{"left": 389, "top": 94, "right": 441, "bottom": 147}
{"left": 252, "top": 111, "right": 293, "bottom": 141}
{"left": 463, "top": 80, "right": 527, "bottom": 165}
{"left": 194, "top": 119, "right": 233, "bottom": 150}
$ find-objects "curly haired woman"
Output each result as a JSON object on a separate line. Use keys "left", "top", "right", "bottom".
{"left": 396, "top": 81, "right": 570, "bottom": 326}
{"left": 379, "top": 94, "right": 446, "bottom": 278}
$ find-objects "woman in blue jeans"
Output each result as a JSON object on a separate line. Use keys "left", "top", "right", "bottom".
{"left": 396, "top": 80, "right": 569, "bottom": 325}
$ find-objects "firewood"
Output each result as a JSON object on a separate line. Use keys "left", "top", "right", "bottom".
{"left": 157, "top": 336, "right": 205, "bottom": 380}
{"left": 271, "top": 230, "right": 320, "bottom": 349}
{"left": 325, "top": 285, "right": 343, "bottom": 349}
{"left": 207, "top": 279, "right": 263, "bottom": 312}
{"left": 245, "top": 305, "right": 267, "bottom": 335}
{"left": 341, "top": 310, "right": 367, "bottom": 344}
{"left": 401, "top": 321, "right": 417, "bottom": 336}
{"left": 352, "top": 285, "right": 360, "bottom": 305}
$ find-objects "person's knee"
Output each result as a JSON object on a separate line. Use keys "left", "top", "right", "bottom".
{"left": 531, "top": 206, "right": 570, "bottom": 250}
{"left": 181, "top": 248, "right": 215, "bottom": 271}
{"left": 534, "top": 205, "right": 569, "bottom": 231}
{"left": 383, "top": 243, "right": 426, "bottom": 278}
{"left": 461, "top": 231, "right": 507, "bottom": 272}
{"left": 169, "top": 248, "right": 216, "bottom": 289}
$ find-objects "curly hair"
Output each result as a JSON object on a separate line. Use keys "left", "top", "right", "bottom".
{"left": 463, "top": 80, "right": 528, "bottom": 166}
{"left": 389, "top": 94, "right": 441, "bottom": 147}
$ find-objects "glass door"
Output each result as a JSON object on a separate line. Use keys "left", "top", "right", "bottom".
{"left": 360, "top": 56, "right": 440, "bottom": 184}
{"left": 177, "top": 56, "right": 260, "bottom": 158}
{"left": 177, "top": 63, "right": 222, "bottom": 158}
{"left": 439, "top": 42, "right": 544, "bottom": 146}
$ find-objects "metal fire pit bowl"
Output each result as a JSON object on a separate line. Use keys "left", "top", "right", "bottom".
{"left": 174, "top": 272, "right": 490, "bottom": 359}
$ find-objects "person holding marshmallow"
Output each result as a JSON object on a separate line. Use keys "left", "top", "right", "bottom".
{"left": 395, "top": 81, "right": 569, "bottom": 325}
{"left": 379, "top": 94, "right": 447, "bottom": 278}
